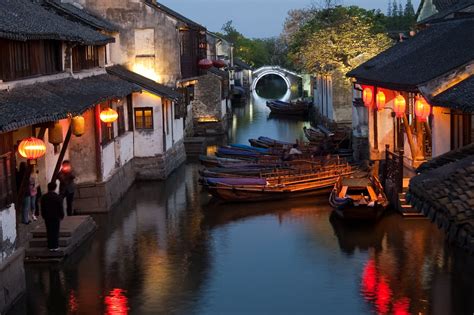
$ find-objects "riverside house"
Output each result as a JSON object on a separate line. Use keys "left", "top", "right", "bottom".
{"left": 347, "top": 8, "right": 474, "bottom": 250}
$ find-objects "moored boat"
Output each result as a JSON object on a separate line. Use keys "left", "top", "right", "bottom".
{"left": 329, "top": 175, "right": 389, "bottom": 221}
{"left": 303, "top": 126, "right": 325, "bottom": 143}
{"left": 266, "top": 101, "right": 309, "bottom": 116}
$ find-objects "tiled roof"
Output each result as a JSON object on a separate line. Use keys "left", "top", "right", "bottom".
{"left": 431, "top": 75, "right": 474, "bottom": 112}
{"left": 0, "top": 0, "right": 114, "bottom": 45}
{"left": 416, "top": 143, "right": 474, "bottom": 173}
{"left": 208, "top": 67, "right": 228, "bottom": 79}
{"left": 409, "top": 145, "right": 474, "bottom": 252}
{"left": 106, "top": 65, "right": 182, "bottom": 101}
{"left": 144, "top": 0, "right": 204, "bottom": 30}
{"left": 347, "top": 18, "right": 474, "bottom": 91}
{"left": 418, "top": 0, "right": 474, "bottom": 24}
{"left": 0, "top": 74, "right": 140, "bottom": 133}
{"left": 234, "top": 58, "right": 252, "bottom": 70}
{"left": 44, "top": 0, "right": 119, "bottom": 32}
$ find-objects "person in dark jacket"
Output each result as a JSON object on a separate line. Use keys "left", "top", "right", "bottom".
{"left": 57, "top": 160, "right": 76, "bottom": 216}
{"left": 41, "top": 182, "right": 64, "bottom": 251}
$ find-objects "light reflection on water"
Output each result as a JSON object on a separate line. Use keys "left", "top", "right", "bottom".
{"left": 10, "top": 90, "right": 474, "bottom": 315}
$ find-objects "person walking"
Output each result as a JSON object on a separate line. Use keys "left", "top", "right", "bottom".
{"left": 41, "top": 182, "right": 64, "bottom": 251}
{"left": 57, "top": 160, "right": 76, "bottom": 216}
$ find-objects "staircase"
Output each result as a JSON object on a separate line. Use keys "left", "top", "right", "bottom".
{"left": 25, "top": 216, "right": 97, "bottom": 262}
{"left": 398, "top": 188, "right": 424, "bottom": 217}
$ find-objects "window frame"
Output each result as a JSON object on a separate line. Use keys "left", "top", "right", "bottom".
{"left": 134, "top": 107, "right": 154, "bottom": 130}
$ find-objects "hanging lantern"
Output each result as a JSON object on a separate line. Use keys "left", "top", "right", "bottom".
{"left": 72, "top": 116, "right": 85, "bottom": 137}
{"left": 100, "top": 108, "right": 118, "bottom": 126}
{"left": 212, "top": 59, "right": 226, "bottom": 69}
{"left": 362, "top": 87, "right": 374, "bottom": 108}
{"left": 415, "top": 97, "right": 431, "bottom": 122}
{"left": 393, "top": 95, "right": 406, "bottom": 118}
{"left": 48, "top": 121, "right": 64, "bottom": 148}
{"left": 18, "top": 137, "right": 46, "bottom": 160}
{"left": 376, "top": 91, "right": 386, "bottom": 111}
{"left": 198, "top": 59, "right": 213, "bottom": 70}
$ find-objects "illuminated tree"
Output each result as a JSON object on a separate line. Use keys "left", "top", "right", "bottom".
{"left": 298, "top": 14, "right": 392, "bottom": 77}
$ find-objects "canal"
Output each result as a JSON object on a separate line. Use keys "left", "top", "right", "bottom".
{"left": 10, "top": 88, "right": 474, "bottom": 315}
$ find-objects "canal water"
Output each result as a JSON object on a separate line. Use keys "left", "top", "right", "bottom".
{"left": 10, "top": 87, "right": 474, "bottom": 315}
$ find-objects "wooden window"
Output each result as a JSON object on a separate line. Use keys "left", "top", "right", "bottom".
{"left": 451, "top": 112, "right": 472, "bottom": 150}
{"left": 135, "top": 108, "right": 154, "bottom": 130}
{"left": 117, "top": 106, "right": 126, "bottom": 136}
{"left": 127, "top": 95, "right": 134, "bottom": 132}
{"left": 0, "top": 39, "right": 62, "bottom": 82}
{"left": 180, "top": 29, "right": 199, "bottom": 78}
{"left": 100, "top": 102, "right": 115, "bottom": 145}
{"left": 72, "top": 45, "right": 99, "bottom": 72}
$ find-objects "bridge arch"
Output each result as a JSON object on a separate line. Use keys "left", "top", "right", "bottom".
{"left": 251, "top": 66, "right": 302, "bottom": 100}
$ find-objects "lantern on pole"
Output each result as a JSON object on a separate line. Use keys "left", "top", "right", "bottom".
{"left": 376, "top": 91, "right": 386, "bottom": 111}
{"left": 100, "top": 108, "right": 118, "bottom": 127}
{"left": 393, "top": 95, "right": 406, "bottom": 118}
{"left": 72, "top": 115, "right": 85, "bottom": 137}
{"left": 18, "top": 137, "right": 46, "bottom": 161}
{"left": 415, "top": 97, "right": 431, "bottom": 122}
{"left": 198, "top": 59, "right": 213, "bottom": 70}
{"left": 362, "top": 87, "right": 374, "bottom": 108}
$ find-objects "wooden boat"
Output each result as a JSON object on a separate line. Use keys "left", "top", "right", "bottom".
{"left": 249, "top": 138, "right": 272, "bottom": 148}
{"left": 329, "top": 175, "right": 389, "bottom": 221}
{"left": 266, "top": 101, "right": 309, "bottom": 116}
{"left": 202, "top": 163, "right": 354, "bottom": 202}
{"left": 303, "top": 126, "right": 325, "bottom": 143}
{"left": 199, "top": 155, "right": 247, "bottom": 167}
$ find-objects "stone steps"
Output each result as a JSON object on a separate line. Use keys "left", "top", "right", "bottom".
{"left": 184, "top": 137, "right": 206, "bottom": 157}
{"left": 398, "top": 192, "right": 424, "bottom": 217}
{"left": 25, "top": 215, "right": 97, "bottom": 263}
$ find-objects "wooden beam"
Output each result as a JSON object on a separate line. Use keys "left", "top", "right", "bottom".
{"left": 94, "top": 105, "right": 103, "bottom": 182}
{"left": 51, "top": 123, "right": 72, "bottom": 183}
{"left": 402, "top": 113, "right": 418, "bottom": 161}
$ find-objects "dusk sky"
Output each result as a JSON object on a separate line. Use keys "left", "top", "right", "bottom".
{"left": 159, "top": 0, "right": 421, "bottom": 38}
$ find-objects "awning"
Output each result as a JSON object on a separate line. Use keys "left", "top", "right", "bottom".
{"left": 0, "top": 74, "right": 140, "bottom": 133}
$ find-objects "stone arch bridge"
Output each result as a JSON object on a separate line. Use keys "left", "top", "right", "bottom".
{"left": 251, "top": 66, "right": 302, "bottom": 92}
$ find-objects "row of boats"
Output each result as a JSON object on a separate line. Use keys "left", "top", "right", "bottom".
{"left": 199, "top": 135, "right": 389, "bottom": 221}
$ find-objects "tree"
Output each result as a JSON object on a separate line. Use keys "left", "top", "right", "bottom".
{"left": 296, "top": 8, "right": 392, "bottom": 76}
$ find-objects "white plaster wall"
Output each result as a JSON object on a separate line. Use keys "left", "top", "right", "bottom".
{"left": 118, "top": 132, "right": 134, "bottom": 166}
{"left": 172, "top": 114, "right": 184, "bottom": 145}
{"left": 133, "top": 92, "right": 164, "bottom": 157}
{"left": 221, "top": 99, "right": 227, "bottom": 119}
{"left": 0, "top": 204, "right": 17, "bottom": 263}
{"left": 102, "top": 142, "right": 116, "bottom": 180}
{"left": 432, "top": 106, "right": 451, "bottom": 157}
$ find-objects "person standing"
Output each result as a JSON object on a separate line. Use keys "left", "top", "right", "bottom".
{"left": 57, "top": 160, "right": 76, "bottom": 216}
{"left": 28, "top": 169, "right": 39, "bottom": 221}
{"left": 41, "top": 182, "right": 64, "bottom": 251}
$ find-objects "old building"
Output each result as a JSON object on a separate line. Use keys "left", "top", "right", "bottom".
{"left": 347, "top": 12, "right": 474, "bottom": 220}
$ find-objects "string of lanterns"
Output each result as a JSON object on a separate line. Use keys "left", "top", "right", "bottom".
{"left": 362, "top": 86, "right": 431, "bottom": 121}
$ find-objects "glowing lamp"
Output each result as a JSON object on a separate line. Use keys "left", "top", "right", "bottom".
{"left": 213, "top": 59, "right": 226, "bottom": 69}
{"left": 362, "top": 87, "right": 373, "bottom": 108}
{"left": 393, "top": 95, "right": 406, "bottom": 118}
{"left": 376, "top": 91, "right": 386, "bottom": 111}
{"left": 18, "top": 137, "right": 46, "bottom": 160}
{"left": 198, "top": 59, "right": 213, "bottom": 70}
{"left": 415, "top": 97, "right": 431, "bottom": 122}
{"left": 72, "top": 116, "right": 85, "bottom": 137}
{"left": 100, "top": 108, "right": 118, "bottom": 126}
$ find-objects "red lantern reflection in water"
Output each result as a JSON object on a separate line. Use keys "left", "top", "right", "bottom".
{"left": 105, "top": 288, "right": 129, "bottom": 315}
{"left": 361, "top": 259, "right": 410, "bottom": 315}
{"left": 69, "top": 289, "right": 79, "bottom": 313}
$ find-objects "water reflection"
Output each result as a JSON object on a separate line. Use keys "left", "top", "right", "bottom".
{"left": 10, "top": 89, "right": 474, "bottom": 314}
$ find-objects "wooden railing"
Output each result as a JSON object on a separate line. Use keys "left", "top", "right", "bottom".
{"left": 383, "top": 144, "right": 404, "bottom": 209}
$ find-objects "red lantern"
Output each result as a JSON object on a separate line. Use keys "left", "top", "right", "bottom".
{"left": 100, "top": 108, "right": 118, "bottom": 126}
{"left": 415, "top": 97, "right": 431, "bottom": 122}
{"left": 362, "top": 87, "right": 373, "bottom": 108}
{"left": 376, "top": 91, "right": 386, "bottom": 111}
{"left": 212, "top": 59, "right": 226, "bottom": 69}
{"left": 18, "top": 137, "right": 46, "bottom": 160}
{"left": 198, "top": 59, "right": 213, "bottom": 70}
{"left": 393, "top": 95, "right": 406, "bottom": 118}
